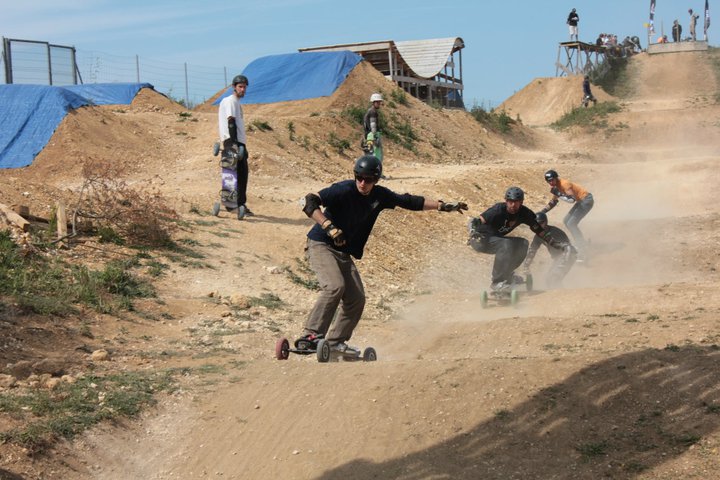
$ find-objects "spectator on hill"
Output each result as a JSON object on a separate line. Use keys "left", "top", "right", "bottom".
{"left": 672, "top": 20, "right": 683, "bottom": 42}
{"left": 689, "top": 9, "right": 700, "bottom": 41}
{"left": 582, "top": 75, "right": 597, "bottom": 107}
{"left": 658, "top": 35, "right": 669, "bottom": 44}
{"left": 363, "top": 93, "right": 384, "bottom": 167}
{"left": 567, "top": 8, "right": 580, "bottom": 41}
{"left": 294, "top": 155, "right": 467, "bottom": 357}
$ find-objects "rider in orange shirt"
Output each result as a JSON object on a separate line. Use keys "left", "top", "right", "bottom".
{"left": 540, "top": 169, "right": 594, "bottom": 259}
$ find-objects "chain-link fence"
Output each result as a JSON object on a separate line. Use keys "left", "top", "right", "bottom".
{"left": 2, "top": 37, "right": 237, "bottom": 108}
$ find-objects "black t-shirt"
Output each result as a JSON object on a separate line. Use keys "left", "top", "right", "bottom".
{"left": 307, "top": 180, "right": 424, "bottom": 259}
{"left": 567, "top": 11, "right": 579, "bottom": 26}
{"left": 475, "top": 202, "right": 540, "bottom": 237}
{"left": 528, "top": 225, "right": 571, "bottom": 258}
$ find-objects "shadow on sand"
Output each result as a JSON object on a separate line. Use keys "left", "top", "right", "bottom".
{"left": 316, "top": 345, "right": 720, "bottom": 479}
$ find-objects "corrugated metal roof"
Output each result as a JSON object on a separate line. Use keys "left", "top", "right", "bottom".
{"left": 394, "top": 37, "right": 464, "bottom": 79}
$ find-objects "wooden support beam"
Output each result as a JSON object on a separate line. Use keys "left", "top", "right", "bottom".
{"left": 56, "top": 201, "right": 68, "bottom": 241}
{"left": 0, "top": 202, "right": 30, "bottom": 232}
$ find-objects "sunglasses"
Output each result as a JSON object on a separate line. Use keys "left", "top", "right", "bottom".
{"left": 355, "top": 175, "right": 378, "bottom": 184}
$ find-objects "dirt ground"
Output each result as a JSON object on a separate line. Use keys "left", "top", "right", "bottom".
{"left": 1, "top": 51, "right": 719, "bottom": 479}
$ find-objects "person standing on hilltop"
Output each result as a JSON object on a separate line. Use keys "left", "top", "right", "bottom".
{"left": 294, "top": 155, "right": 467, "bottom": 356}
{"left": 539, "top": 170, "right": 594, "bottom": 261}
{"left": 567, "top": 8, "right": 580, "bottom": 42}
{"left": 672, "top": 19, "right": 683, "bottom": 42}
{"left": 363, "top": 93, "right": 384, "bottom": 167}
{"left": 217, "top": 74, "right": 253, "bottom": 219}
{"left": 689, "top": 9, "right": 700, "bottom": 41}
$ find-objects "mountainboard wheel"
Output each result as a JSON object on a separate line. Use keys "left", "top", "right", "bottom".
{"left": 212, "top": 202, "right": 221, "bottom": 217}
{"left": 237, "top": 205, "right": 246, "bottom": 220}
{"left": 481, "top": 290, "right": 489, "bottom": 309}
{"left": 363, "top": 347, "right": 377, "bottom": 362}
{"left": 317, "top": 339, "right": 331, "bottom": 363}
{"left": 275, "top": 338, "right": 290, "bottom": 360}
{"left": 526, "top": 274, "right": 533, "bottom": 292}
{"left": 510, "top": 289, "right": 519, "bottom": 306}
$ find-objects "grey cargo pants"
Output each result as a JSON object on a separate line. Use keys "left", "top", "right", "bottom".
{"left": 303, "top": 239, "right": 365, "bottom": 344}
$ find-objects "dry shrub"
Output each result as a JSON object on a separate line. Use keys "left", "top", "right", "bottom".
{"left": 74, "top": 162, "right": 178, "bottom": 246}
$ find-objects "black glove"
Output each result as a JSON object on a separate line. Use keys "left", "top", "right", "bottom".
{"left": 438, "top": 201, "right": 468, "bottom": 213}
{"left": 322, "top": 220, "right": 346, "bottom": 247}
{"left": 550, "top": 187, "right": 561, "bottom": 197}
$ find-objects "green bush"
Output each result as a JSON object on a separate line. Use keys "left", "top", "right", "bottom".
{"left": 551, "top": 101, "right": 622, "bottom": 130}
{"left": 390, "top": 89, "right": 409, "bottom": 106}
{"left": 0, "top": 231, "right": 154, "bottom": 315}
{"left": 469, "top": 106, "right": 516, "bottom": 134}
{"left": 342, "top": 105, "right": 365, "bottom": 125}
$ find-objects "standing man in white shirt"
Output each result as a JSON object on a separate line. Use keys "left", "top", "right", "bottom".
{"left": 217, "top": 75, "right": 252, "bottom": 219}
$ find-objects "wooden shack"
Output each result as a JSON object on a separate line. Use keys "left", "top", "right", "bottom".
{"left": 299, "top": 37, "right": 465, "bottom": 108}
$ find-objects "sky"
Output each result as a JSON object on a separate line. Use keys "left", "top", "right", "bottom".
{"left": 1, "top": 0, "right": 715, "bottom": 108}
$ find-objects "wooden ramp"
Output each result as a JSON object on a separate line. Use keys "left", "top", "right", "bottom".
{"left": 555, "top": 41, "right": 608, "bottom": 77}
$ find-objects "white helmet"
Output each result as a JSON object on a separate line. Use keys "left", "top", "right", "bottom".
{"left": 370, "top": 93, "right": 383, "bottom": 103}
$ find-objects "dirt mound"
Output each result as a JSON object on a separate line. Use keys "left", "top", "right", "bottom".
{"left": 498, "top": 75, "right": 615, "bottom": 126}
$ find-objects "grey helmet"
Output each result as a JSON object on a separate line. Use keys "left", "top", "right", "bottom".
{"left": 544, "top": 169, "right": 559, "bottom": 182}
{"left": 232, "top": 75, "right": 249, "bottom": 86}
{"left": 535, "top": 211, "right": 548, "bottom": 224}
{"left": 505, "top": 186, "right": 524, "bottom": 201}
{"left": 354, "top": 155, "right": 382, "bottom": 179}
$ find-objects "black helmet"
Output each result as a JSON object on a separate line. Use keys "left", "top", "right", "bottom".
{"left": 354, "top": 155, "right": 382, "bottom": 179}
{"left": 232, "top": 75, "right": 249, "bottom": 86}
{"left": 535, "top": 211, "right": 548, "bottom": 224}
{"left": 504, "top": 186, "right": 524, "bottom": 201}
{"left": 544, "top": 169, "right": 559, "bottom": 182}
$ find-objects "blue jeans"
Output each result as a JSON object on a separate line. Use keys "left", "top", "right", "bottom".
{"left": 564, "top": 193, "right": 594, "bottom": 248}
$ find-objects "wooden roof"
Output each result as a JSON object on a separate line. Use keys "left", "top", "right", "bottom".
{"left": 299, "top": 37, "right": 464, "bottom": 79}
{"left": 394, "top": 38, "right": 464, "bottom": 78}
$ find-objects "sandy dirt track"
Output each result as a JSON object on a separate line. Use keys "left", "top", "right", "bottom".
{"left": 1, "top": 51, "right": 720, "bottom": 479}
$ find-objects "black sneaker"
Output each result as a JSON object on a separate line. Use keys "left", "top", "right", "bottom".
{"left": 330, "top": 342, "right": 361, "bottom": 356}
{"left": 490, "top": 280, "right": 510, "bottom": 292}
{"left": 294, "top": 332, "right": 324, "bottom": 350}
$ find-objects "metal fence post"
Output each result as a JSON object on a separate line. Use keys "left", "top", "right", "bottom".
{"left": 2, "top": 37, "right": 11, "bottom": 84}
{"left": 184, "top": 62, "right": 189, "bottom": 107}
{"left": 136, "top": 55, "right": 140, "bottom": 83}
{"left": 46, "top": 42, "right": 52, "bottom": 85}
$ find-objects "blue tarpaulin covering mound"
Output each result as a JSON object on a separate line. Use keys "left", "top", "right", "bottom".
{"left": 213, "top": 51, "right": 362, "bottom": 106}
{"left": 0, "top": 82, "right": 153, "bottom": 169}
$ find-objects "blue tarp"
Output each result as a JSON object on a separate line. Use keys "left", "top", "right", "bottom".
{"left": 0, "top": 82, "right": 153, "bottom": 169}
{"left": 213, "top": 51, "right": 362, "bottom": 105}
